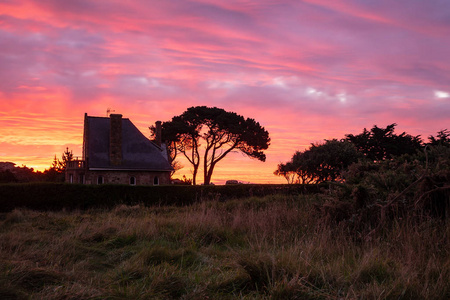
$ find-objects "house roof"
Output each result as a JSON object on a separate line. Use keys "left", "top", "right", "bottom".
{"left": 85, "top": 115, "right": 172, "bottom": 171}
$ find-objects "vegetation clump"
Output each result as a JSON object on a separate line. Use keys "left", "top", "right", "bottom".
{"left": 276, "top": 124, "right": 450, "bottom": 234}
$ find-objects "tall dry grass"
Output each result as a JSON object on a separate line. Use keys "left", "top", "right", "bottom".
{"left": 0, "top": 194, "right": 448, "bottom": 299}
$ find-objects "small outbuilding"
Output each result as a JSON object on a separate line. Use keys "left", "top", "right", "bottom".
{"left": 66, "top": 113, "right": 172, "bottom": 185}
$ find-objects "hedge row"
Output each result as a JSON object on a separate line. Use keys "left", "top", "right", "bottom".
{"left": 0, "top": 183, "right": 323, "bottom": 212}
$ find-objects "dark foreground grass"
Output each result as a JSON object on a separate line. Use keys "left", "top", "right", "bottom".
{"left": 0, "top": 194, "right": 449, "bottom": 299}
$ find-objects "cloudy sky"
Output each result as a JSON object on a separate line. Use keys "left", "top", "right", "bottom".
{"left": 1, "top": 0, "right": 449, "bottom": 183}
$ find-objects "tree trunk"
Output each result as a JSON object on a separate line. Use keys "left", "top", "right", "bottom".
{"left": 204, "top": 161, "right": 216, "bottom": 185}
{"left": 203, "top": 161, "right": 209, "bottom": 185}
{"left": 192, "top": 165, "right": 198, "bottom": 185}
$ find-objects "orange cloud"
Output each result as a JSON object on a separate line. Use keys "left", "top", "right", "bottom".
{"left": 1, "top": 0, "right": 449, "bottom": 182}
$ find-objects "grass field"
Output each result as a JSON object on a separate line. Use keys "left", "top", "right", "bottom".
{"left": 1, "top": 194, "right": 449, "bottom": 299}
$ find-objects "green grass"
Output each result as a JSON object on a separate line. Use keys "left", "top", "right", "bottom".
{"left": 0, "top": 194, "right": 449, "bottom": 299}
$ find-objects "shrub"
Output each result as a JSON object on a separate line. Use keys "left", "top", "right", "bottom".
{"left": 0, "top": 183, "right": 322, "bottom": 212}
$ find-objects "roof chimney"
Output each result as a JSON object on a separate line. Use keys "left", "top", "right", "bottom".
{"left": 110, "top": 114, "right": 123, "bottom": 165}
{"left": 155, "top": 121, "right": 162, "bottom": 147}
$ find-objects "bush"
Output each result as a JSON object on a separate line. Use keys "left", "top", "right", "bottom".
{"left": 0, "top": 183, "right": 322, "bottom": 212}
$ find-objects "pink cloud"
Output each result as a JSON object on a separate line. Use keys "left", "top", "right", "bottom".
{"left": 1, "top": 0, "right": 449, "bottom": 182}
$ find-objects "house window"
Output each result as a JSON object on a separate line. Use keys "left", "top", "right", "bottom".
{"left": 153, "top": 176, "right": 159, "bottom": 186}
{"left": 97, "top": 176, "right": 104, "bottom": 185}
{"left": 69, "top": 174, "right": 73, "bottom": 183}
{"left": 130, "top": 176, "right": 136, "bottom": 185}
{"left": 80, "top": 174, "right": 85, "bottom": 184}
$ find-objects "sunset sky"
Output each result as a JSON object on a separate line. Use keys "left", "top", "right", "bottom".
{"left": 1, "top": 0, "right": 449, "bottom": 184}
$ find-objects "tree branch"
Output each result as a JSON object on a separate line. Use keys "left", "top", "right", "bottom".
{"left": 414, "top": 185, "right": 450, "bottom": 208}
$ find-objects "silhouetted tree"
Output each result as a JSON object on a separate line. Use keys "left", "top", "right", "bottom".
{"left": 274, "top": 161, "right": 298, "bottom": 184}
{"left": 43, "top": 147, "right": 73, "bottom": 182}
{"left": 0, "top": 162, "right": 41, "bottom": 182}
{"left": 428, "top": 129, "right": 450, "bottom": 147}
{"left": 346, "top": 123, "right": 422, "bottom": 161}
{"left": 150, "top": 120, "right": 192, "bottom": 178}
{"left": 151, "top": 113, "right": 202, "bottom": 184}
{"left": 60, "top": 147, "right": 74, "bottom": 170}
{"left": 158, "top": 106, "right": 270, "bottom": 185}
{"left": 275, "top": 139, "right": 360, "bottom": 184}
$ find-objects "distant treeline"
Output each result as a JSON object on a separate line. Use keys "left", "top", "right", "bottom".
{"left": 0, "top": 162, "right": 65, "bottom": 183}
{"left": 0, "top": 162, "right": 58, "bottom": 183}
{"left": 0, "top": 148, "right": 73, "bottom": 183}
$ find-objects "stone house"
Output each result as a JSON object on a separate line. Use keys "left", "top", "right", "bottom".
{"left": 66, "top": 113, "right": 172, "bottom": 185}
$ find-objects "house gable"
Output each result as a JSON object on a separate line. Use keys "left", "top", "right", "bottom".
{"left": 66, "top": 113, "right": 172, "bottom": 185}
{"left": 85, "top": 114, "right": 172, "bottom": 171}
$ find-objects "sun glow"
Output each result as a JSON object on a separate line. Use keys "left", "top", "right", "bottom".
{"left": 1, "top": 1, "right": 449, "bottom": 182}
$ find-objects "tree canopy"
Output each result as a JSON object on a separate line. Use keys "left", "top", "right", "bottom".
{"left": 428, "top": 129, "right": 450, "bottom": 147}
{"left": 156, "top": 106, "right": 270, "bottom": 185}
{"left": 43, "top": 147, "right": 74, "bottom": 182}
{"left": 275, "top": 124, "right": 450, "bottom": 185}
{"left": 345, "top": 123, "right": 422, "bottom": 161}
{"left": 275, "top": 139, "right": 360, "bottom": 184}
